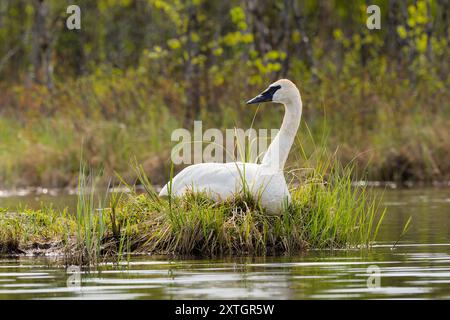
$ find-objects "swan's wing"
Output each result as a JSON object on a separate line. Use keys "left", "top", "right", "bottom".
{"left": 158, "top": 162, "right": 259, "bottom": 198}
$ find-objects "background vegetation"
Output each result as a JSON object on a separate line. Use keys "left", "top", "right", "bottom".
{"left": 0, "top": 0, "right": 448, "bottom": 188}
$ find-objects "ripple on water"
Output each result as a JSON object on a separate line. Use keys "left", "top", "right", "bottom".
{"left": 1, "top": 188, "right": 450, "bottom": 299}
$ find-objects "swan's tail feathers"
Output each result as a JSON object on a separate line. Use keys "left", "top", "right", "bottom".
{"left": 159, "top": 184, "right": 168, "bottom": 197}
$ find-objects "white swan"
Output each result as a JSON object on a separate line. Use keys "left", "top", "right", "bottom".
{"left": 159, "top": 79, "right": 302, "bottom": 215}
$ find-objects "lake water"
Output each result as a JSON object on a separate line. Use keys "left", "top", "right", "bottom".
{"left": 0, "top": 187, "right": 449, "bottom": 299}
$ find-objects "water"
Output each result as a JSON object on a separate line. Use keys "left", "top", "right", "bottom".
{"left": 0, "top": 188, "right": 449, "bottom": 299}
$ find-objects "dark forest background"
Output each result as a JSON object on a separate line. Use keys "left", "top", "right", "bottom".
{"left": 0, "top": 0, "right": 448, "bottom": 188}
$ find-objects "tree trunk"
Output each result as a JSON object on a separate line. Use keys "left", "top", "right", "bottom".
{"left": 278, "top": 0, "right": 291, "bottom": 78}
{"left": 30, "top": 0, "right": 53, "bottom": 88}
{"left": 292, "top": 0, "right": 316, "bottom": 81}
{"left": 387, "top": 0, "right": 401, "bottom": 64}
{"left": 246, "top": 0, "right": 270, "bottom": 56}
{"left": 183, "top": 5, "right": 201, "bottom": 127}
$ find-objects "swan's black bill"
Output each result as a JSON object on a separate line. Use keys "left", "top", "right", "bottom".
{"left": 246, "top": 85, "right": 281, "bottom": 104}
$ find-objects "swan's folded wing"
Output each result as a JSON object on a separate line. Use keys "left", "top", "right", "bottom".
{"left": 159, "top": 162, "right": 258, "bottom": 198}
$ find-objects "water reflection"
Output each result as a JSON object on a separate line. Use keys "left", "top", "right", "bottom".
{"left": 0, "top": 188, "right": 449, "bottom": 299}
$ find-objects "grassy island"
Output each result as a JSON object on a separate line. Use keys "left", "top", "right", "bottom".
{"left": 0, "top": 161, "right": 384, "bottom": 265}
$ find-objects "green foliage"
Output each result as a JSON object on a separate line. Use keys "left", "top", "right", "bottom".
{"left": 0, "top": 0, "right": 448, "bottom": 187}
{"left": 0, "top": 206, "right": 75, "bottom": 254}
{"left": 0, "top": 157, "right": 385, "bottom": 261}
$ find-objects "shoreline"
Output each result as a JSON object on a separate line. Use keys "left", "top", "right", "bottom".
{"left": 1, "top": 180, "right": 450, "bottom": 199}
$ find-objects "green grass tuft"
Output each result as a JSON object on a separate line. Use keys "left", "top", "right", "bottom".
{"left": 0, "top": 159, "right": 385, "bottom": 263}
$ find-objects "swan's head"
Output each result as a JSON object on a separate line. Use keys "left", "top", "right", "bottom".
{"left": 246, "top": 79, "right": 300, "bottom": 105}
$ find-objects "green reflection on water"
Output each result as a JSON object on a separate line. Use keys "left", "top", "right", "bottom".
{"left": 0, "top": 188, "right": 449, "bottom": 299}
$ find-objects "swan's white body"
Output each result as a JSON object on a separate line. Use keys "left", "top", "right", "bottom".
{"left": 159, "top": 79, "right": 302, "bottom": 215}
{"left": 158, "top": 162, "right": 290, "bottom": 214}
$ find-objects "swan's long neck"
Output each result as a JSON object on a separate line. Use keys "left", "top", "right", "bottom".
{"left": 262, "top": 95, "right": 302, "bottom": 171}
